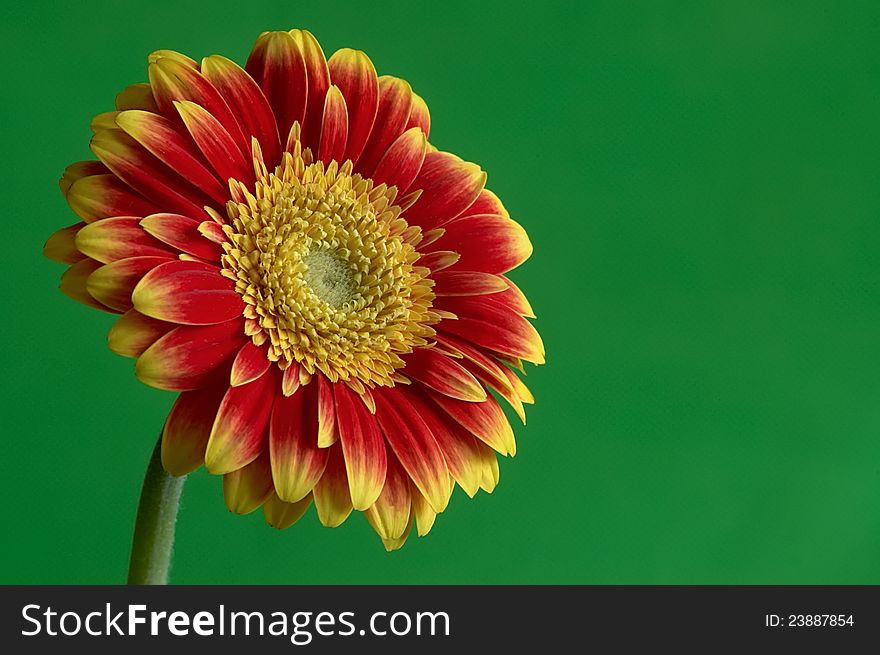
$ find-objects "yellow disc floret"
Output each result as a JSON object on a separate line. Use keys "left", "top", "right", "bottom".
{"left": 219, "top": 127, "right": 437, "bottom": 388}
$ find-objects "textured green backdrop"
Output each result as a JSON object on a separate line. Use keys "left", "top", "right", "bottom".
{"left": 2, "top": 1, "right": 880, "bottom": 583}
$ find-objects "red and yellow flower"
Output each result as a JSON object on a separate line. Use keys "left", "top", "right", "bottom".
{"left": 44, "top": 29, "right": 543, "bottom": 549}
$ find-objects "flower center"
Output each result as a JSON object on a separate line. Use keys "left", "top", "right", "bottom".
{"left": 220, "top": 128, "right": 437, "bottom": 388}
{"left": 301, "top": 248, "right": 357, "bottom": 308}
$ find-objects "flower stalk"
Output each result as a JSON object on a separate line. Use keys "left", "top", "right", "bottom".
{"left": 127, "top": 434, "right": 185, "bottom": 585}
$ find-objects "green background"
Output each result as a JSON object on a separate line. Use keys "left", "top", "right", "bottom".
{"left": 2, "top": 0, "right": 879, "bottom": 584}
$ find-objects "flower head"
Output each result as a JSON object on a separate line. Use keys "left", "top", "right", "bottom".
{"left": 45, "top": 29, "right": 543, "bottom": 549}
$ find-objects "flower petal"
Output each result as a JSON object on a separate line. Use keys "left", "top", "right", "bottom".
{"left": 59, "top": 161, "right": 108, "bottom": 196}
{"left": 115, "top": 110, "right": 228, "bottom": 205}
{"left": 417, "top": 250, "right": 459, "bottom": 273}
{"left": 364, "top": 450, "right": 411, "bottom": 540}
{"left": 161, "top": 381, "right": 228, "bottom": 476}
{"left": 139, "top": 213, "right": 224, "bottom": 261}
{"left": 229, "top": 341, "right": 271, "bottom": 387}
{"left": 404, "top": 152, "right": 486, "bottom": 230}
{"left": 201, "top": 54, "right": 282, "bottom": 167}
{"left": 87, "top": 255, "right": 173, "bottom": 312}
{"left": 66, "top": 174, "right": 160, "bottom": 223}
{"left": 205, "top": 369, "right": 275, "bottom": 474}
{"left": 492, "top": 276, "right": 535, "bottom": 317}
{"left": 75, "top": 216, "right": 175, "bottom": 263}
{"left": 263, "top": 492, "right": 313, "bottom": 529}
{"left": 90, "top": 129, "right": 213, "bottom": 220}
{"left": 136, "top": 319, "right": 245, "bottom": 391}
{"left": 411, "top": 484, "right": 437, "bottom": 537}
{"left": 403, "top": 348, "right": 487, "bottom": 402}
{"left": 108, "top": 309, "right": 175, "bottom": 358}
{"left": 132, "top": 259, "right": 243, "bottom": 325}
{"left": 115, "top": 83, "right": 159, "bottom": 112}
{"left": 246, "top": 31, "right": 307, "bottom": 144}
{"left": 317, "top": 85, "right": 348, "bottom": 164}
{"left": 174, "top": 100, "right": 254, "bottom": 185}
{"left": 427, "top": 389, "right": 516, "bottom": 457}
{"left": 327, "top": 48, "right": 378, "bottom": 164}
{"left": 316, "top": 373, "right": 337, "bottom": 447}
{"left": 462, "top": 188, "right": 509, "bottom": 218}
{"left": 270, "top": 383, "right": 329, "bottom": 502}
{"left": 148, "top": 56, "right": 248, "bottom": 157}
{"left": 334, "top": 383, "right": 387, "bottom": 511}
{"left": 44, "top": 222, "right": 86, "bottom": 264}
{"left": 427, "top": 214, "right": 532, "bottom": 274}
{"left": 408, "top": 392, "right": 484, "bottom": 497}
{"left": 374, "top": 388, "right": 451, "bottom": 513}
{"left": 357, "top": 76, "right": 413, "bottom": 174}
{"left": 432, "top": 271, "right": 509, "bottom": 297}
{"left": 406, "top": 92, "right": 430, "bottom": 139}
{"left": 477, "top": 439, "right": 500, "bottom": 493}
{"left": 60, "top": 258, "right": 112, "bottom": 312}
{"left": 224, "top": 452, "right": 274, "bottom": 514}
{"left": 371, "top": 127, "right": 427, "bottom": 194}
{"left": 437, "top": 297, "right": 544, "bottom": 365}
{"left": 289, "top": 29, "right": 330, "bottom": 152}
{"left": 281, "top": 362, "right": 301, "bottom": 397}
{"left": 312, "top": 442, "right": 353, "bottom": 527}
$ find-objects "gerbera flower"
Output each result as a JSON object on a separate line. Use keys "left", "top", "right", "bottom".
{"left": 44, "top": 28, "right": 543, "bottom": 551}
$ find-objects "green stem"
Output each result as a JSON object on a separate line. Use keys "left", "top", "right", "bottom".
{"left": 127, "top": 434, "right": 186, "bottom": 585}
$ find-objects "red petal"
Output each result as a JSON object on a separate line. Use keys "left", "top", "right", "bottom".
{"left": 132, "top": 259, "right": 243, "bottom": 325}
{"left": 281, "top": 362, "right": 301, "bottom": 397}
{"left": 437, "top": 297, "right": 544, "bottom": 365}
{"left": 161, "top": 381, "right": 227, "bottom": 476}
{"left": 87, "top": 255, "right": 173, "bottom": 312}
{"left": 317, "top": 85, "right": 348, "bottom": 164}
{"left": 427, "top": 389, "right": 516, "bottom": 456}
{"left": 316, "top": 374, "right": 337, "bottom": 447}
{"left": 246, "top": 31, "right": 307, "bottom": 145}
{"left": 60, "top": 258, "right": 113, "bottom": 312}
{"left": 334, "top": 383, "right": 387, "bottom": 510}
{"left": 174, "top": 100, "right": 254, "bottom": 185}
{"left": 432, "top": 271, "right": 509, "bottom": 297}
{"left": 224, "top": 452, "right": 274, "bottom": 514}
{"left": 90, "top": 130, "right": 213, "bottom": 220}
{"left": 270, "top": 383, "right": 329, "bottom": 502}
{"left": 426, "top": 214, "right": 532, "bottom": 274}
{"left": 115, "top": 83, "right": 159, "bottom": 112}
{"left": 407, "top": 392, "right": 483, "bottom": 498}
{"left": 136, "top": 319, "right": 245, "bottom": 391}
{"left": 357, "top": 76, "right": 413, "bottom": 175}
{"left": 327, "top": 48, "right": 378, "bottom": 164}
{"left": 75, "top": 216, "right": 175, "bottom": 263}
{"left": 230, "top": 341, "right": 271, "bottom": 387}
{"left": 461, "top": 188, "right": 509, "bottom": 218}
{"left": 417, "top": 250, "right": 459, "bottom": 273}
{"left": 148, "top": 56, "right": 249, "bottom": 158}
{"left": 44, "top": 222, "right": 86, "bottom": 264}
{"left": 404, "top": 152, "right": 486, "bottom": 230}
{"left": 312, "top": 442, "right": 353, "bottom": 527}
{"left": 59, "top": 160, "right": 108, "bottom": 196}
{"left": 205, "top": 369, "right": 275, "bottom": 474}
{"left": 66, "top": 174, "right": 160, "bottom": 223}
{"left": 108, "top": 309, "right": 175, "bottom": 358}
{"left": 263, "top": 492, "right": 313, "bottom": 529}
{"left": 290, "top": 29, "right": 330, "bottom": 152}
{"left": 491, "top": 276, "right": 535, "bottom": 317}
{"left": 139, "top": 213, "right": 224, "bottom": 261}
{"left": 405, "top": 92, "right": 431, "bottom": 139}
{"left": 201, "top": 54, "right": 282, "bottom": 167}
{"left": 115, "top": 110, "right": 228, "bottom": 204}
{"left": 403, "top": 348, "right": 487, "bottom": 402}
{"left": 371, "top": 127, "right": 427, "bottom": 194}
{"left": 365, "top": 451, "right": 411, "bottom": 540}
{"left": 374, "top": 388, "right": 451, "bottom": 513}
